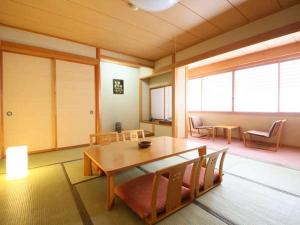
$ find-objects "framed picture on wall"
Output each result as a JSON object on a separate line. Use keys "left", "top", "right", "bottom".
{"left": 113, "top": 79, "right": 124, "bottom": 94}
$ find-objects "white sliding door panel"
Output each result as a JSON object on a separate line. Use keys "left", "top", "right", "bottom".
{"left": 56, "top": 60, "right": 95, "bottom": 147}
{"left": 3, "top": 52, "right": 55, "bottom": 152}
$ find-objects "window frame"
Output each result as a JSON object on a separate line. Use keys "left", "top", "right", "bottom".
{"left": 187, "top": 56, "right": 300, "bottom": 115}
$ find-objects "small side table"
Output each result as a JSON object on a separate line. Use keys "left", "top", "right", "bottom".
{"left": 213, "top": 125, "right": 242, "bottom": 144}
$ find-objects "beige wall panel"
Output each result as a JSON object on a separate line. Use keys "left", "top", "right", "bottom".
{"left": 56, "top": 60, "right": 95, "bottom": 147}
{"left": 189, "top": 112, "right": 300, "bottom": 147}
{"left": 139, "top": 122, "right": 154, "bottom": 132}
{"left": 149, "top": 73, "right": 172, "bottom": 88}
{"left": 3, "top": 52, "right": 54, "bottom": 152}
{"left": 0, "top": 25, "right": 96, "bottom": 58}
{"left": 154, "top": 125, "right": 173, "bottom": 137}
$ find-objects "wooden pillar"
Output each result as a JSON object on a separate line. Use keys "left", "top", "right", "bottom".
{"left": 171, "top": 53, "right": 176, "bottom": 137}
{"left": 52, "top": 59, "right": 58, "bottom": 150}
{"left": 0, "top": 41, "right": 4, "bottom": 157}
{"left": 185, "top": 66, "right": 189, "bottom": 138}
{"left": 95, "top": 48, "right": 101, "bottom": 137}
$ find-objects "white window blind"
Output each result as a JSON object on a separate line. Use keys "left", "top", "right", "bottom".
{"left": 202, "top": 72, "right": 232, "bottom": 111}
{"left": 280, "top": 59, "right": 300, "bottom": 112}
{"left": 150, "top": 88, "right": 164, "bottom": 119}
{"left": 234, "top": 64, "right": 278, "bottom": 112}
{"left": 188, "top": 78, "right": 202, "bottom": 111}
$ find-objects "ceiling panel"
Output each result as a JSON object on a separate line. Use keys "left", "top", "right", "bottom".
{"left": 0, "top": 0, "right": 299, "bottom": 60}
{"left": 180, "top": 0, "right": 248, "bottom": 30}
{"left": 278, "top": 0, "right": 300, "bottom": 8}
{"left": 228, "top": 0, "right": 281, "bottom": 21}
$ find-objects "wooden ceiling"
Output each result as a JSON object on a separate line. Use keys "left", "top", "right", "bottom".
{"left": 0, "top": 0, "right": 299, "bottom": 60}
{"left": 188, "top": 31, "right": 300, "bottom": 68}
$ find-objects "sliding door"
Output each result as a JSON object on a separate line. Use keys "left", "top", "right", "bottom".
{"left": 56, "top": 60, "right": 95, "bottom": 147}
{"left": 3, "top": 52, "right": 55, "bottom": 152}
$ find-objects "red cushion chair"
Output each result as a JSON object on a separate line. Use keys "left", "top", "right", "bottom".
{"left": 114, "top": 158, "right": 200, "bottom": 225}
{"left": 183, "top": 148, "right": 228, "bottom": 197}
{"left": 182, "top": 165, "right": 220, "bottom": 190}
{"left": 115, "top": 173, "right": 190, "bottom": 219}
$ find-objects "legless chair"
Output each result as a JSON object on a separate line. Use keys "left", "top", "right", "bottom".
{"left": 114, "top": 158, "right": 199, "bottom": 225}
{"left": 89, "top": 132, "right": 119, "bottom": 148}
{"left": 243, "top": 120, "right": 286, "bottom": 152}
{"left": 122, "top": 129, "right": 145, "bottom": 141}
{"left": 189, "top": 116, "right": 213, "bottom": 139}
{"left": 89, "top": 132, "right": 119, "bottom": 175}
{"left": 182, "top": 148, "right": 228, "bottom": 197}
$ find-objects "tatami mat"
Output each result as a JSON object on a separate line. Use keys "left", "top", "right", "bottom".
{"left": 0, "top": 164, "right": 82, "bottom": 225}
{"left": 226, "top": 158, "right": 300, "bottom": 196}
{"left": 0, "top": 147, "right": 85, "bottom": 173}
{"left": 63, "top": 159, "right": 98, "bottom": 185}
{"left": 180, "top": 149, "right": 248, "bottom": 171}
{"left": 76, "top": 168, "right": 226, "bottom": 225}
{"left": 196, "top": 174, "right": 300, "bottom": 225}
{"left": 139, "top": 156, "right": 187, "bottom": 173}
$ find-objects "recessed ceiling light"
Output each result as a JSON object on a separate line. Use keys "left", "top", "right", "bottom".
{"left": 129, "top": 0, "right": 179, "bottom": 12}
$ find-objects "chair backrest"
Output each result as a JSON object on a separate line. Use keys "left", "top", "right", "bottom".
{"left": 190, "top": 116, "right": 203, "bottom": 128}
{"left": 89, "top": 132, "right": 119, "bottom": 147}
{"left": 268, "top": 120, "right": 286, "bottom": 137}
{"left": 195, "top": 148, "right": 228, "bottom": 195}
{"left": 150, "top": 158, "right": 200, "bottom": 221}
{"left": 122, "top": 129, "right": 145, "bottom": 141}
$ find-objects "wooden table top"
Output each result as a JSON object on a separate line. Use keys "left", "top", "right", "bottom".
{"left": 214, "top": 125, "right": 240, "bottom": 129}
{"left": 84, "top": 136, "right": 205, "bottom": 174}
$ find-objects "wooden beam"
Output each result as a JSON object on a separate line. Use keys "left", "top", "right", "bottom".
{"left": 0, "top": 41, "right": 4, "bottom": 157}
{"left": 0, "top": 41, "right": 98, "bottom": 65}
{"left": 95, "top": 48, "right": 101, "bottom": 135}
{"left": 188, "top": 42, "right": 300, "bottom": 78}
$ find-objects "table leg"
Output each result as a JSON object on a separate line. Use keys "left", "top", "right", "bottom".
{"left": 238, "top": 127, "right": 242, "bottom": 140}
{"left": 107, "top": 174, "right": 115, "bottom": 210}
{"left": 84, "top": 153, "right": 92, "bottom": 176}
{"left": 227, "top": 129, "right": 232, "bottom": 144}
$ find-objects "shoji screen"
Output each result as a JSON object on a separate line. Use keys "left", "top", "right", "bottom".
{"left": 150, "top": 88, "right": 165, "bottom": 120}
{"left": 3, "top": 52, "right": 55, "bottom": 152}
{"left": 56, "top": 60, "right": 95, "bottom": 147}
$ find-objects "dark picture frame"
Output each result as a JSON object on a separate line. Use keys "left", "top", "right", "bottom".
{"left": 113, "top": 79, "right": 124, "bottom": 94}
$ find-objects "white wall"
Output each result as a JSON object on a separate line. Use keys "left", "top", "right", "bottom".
{"left": 101, "top": 61, "right": 140, "bottom": 132}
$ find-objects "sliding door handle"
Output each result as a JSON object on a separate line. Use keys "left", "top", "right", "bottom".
{"left": 6, "top": 111, "right": 13, "bottom": 117}
{"left": 90, "top": 110, "right": 94, "bottom": 115}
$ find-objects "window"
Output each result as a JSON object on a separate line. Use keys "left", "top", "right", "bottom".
{"left": 234, "top": 64, "right": 278, "bottom": 112}
{"left": 202, "top": 72, "right": 232, "bottom": 111}
{"left": 188, "top": 57, "right": 300, "bottom": 113}
{"left": 150, "top": 86, "right": 172, "bottom": 120}
{"left": 280, "top": 59, "right": 300, "bottom": 112}
{"left": 188, "top": 78, "right": 201, "bottom": 111}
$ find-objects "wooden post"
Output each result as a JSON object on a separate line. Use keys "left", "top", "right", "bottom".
{"left": 95, "top": 48, "right": 101, "bottom": 142}
{"left": 171, "top": 53, "right": 177, "bottom": 137}
{"left": 0, "top": 41, "right": 4, "bottom": 157}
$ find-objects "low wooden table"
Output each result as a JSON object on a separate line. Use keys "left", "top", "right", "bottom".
{"left": 213, "top": 125, "right": 242, "bottom": 144}
{"left": 83, "top": 136, "right": 206, "bottom": 210}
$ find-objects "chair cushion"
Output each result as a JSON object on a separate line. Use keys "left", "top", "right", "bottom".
{"left": 114, "top": 173, "right": 190, "bottom": 219}
{"left": 246, "top": 130, "right": 270, "bottom": 138}
{"left": 182, "top": 164, "right": 220, "bottom": 190}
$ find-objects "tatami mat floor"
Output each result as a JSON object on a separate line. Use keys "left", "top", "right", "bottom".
{"left": 0, "top": 145, "right": 300, "bottom": 225}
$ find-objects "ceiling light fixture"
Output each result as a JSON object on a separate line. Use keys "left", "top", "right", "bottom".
{"left": 129, "top": 0, "right": 179, "bottom": 12}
